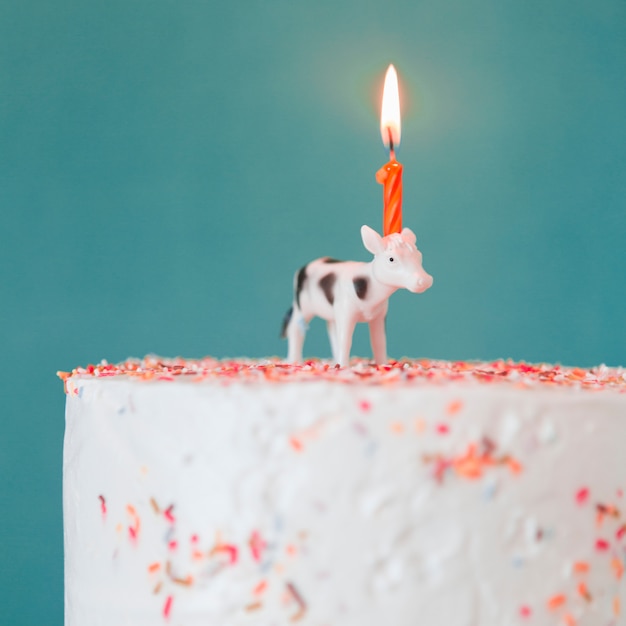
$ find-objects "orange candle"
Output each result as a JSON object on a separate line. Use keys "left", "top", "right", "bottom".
{"left": 376, "top": 64, "right": 403, "bottom": 236}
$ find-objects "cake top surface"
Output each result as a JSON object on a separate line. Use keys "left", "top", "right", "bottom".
{"left": 58, "top": 357, "right": 626, "bottom": 393}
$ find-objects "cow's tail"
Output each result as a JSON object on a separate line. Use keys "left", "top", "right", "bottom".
{"left": 280, "top": 305, "right": 293, "bottom": 339}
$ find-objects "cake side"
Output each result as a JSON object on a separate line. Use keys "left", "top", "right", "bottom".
{"left": 62, "top": 362, "right": 626, "bottom": 626}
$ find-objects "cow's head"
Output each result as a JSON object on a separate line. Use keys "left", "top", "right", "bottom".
{"left": 361, "top": 224, "right": 433, "bottom": 293}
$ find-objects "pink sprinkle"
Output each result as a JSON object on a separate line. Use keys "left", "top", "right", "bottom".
{"left": 191, "top": 534, "right": 199, "bottom": 544}
{"left": 128, "top": 526, "right": 137, "bottom": 541}
{"left": 163, "top": 595, "right": 173, "bottom": 619}
{"left": 618, "top": 489, "right": 623, "bottom": 498}
{"left": 168, "top": 540, "right": 178, "bottom": 551}
{"left": 358, "top": 399, "right": 372, "bottom": 412}
{"left": 595, "top": 539, "right": 610, "bottom": 552}
{"left": 222, "top": 544, "right": 238, "bottom": 564}
{"left": 164, "top": 505, "right": 176, "bottom": 524}
{"left": 436, "top": 423, "right": 450, "bottom": 435}
{"left": 519, "top": 605, "right": 532, "bottom": 618}
{"left": 98, "top": 495, "right": 107, "bottom": 517}
{"left": 249, "top": 530, "right": 267, "bottom": 562}
{"left": 576, "top": 488, "right": 590, "bottom": 505}
{"left": 617, "top": 525, "right": 626, "bottom": 541}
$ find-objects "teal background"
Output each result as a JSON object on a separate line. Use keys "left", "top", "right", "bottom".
{"left": 1, "top": 1, "right": 624, "bottom": 623}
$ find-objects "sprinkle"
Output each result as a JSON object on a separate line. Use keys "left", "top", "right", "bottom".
{"left": 435, "top": 423, "right": 449, "bottom": 435}
{"left": 253, "top": 580, "right": 268, "bottom": 595}
{"left": 547, "top": 594, "right": 566, "bottom": 610}
{"left": 577, "top": 581, "right": 592, "bottom": 602}
{"left": 153, "top": 582, "right": 162, "bottom": 594}
{"left": 148, "top": 562, "right": 161, "bottom": 574}
{"left": 576, "top": 488, "right": 590, "bottom": 505}
{"left": 562, "top": 613, "right": 576, "bottom": 626}
{"left": 128, "top": 526, "right": 137, "bottom": 541}
{"left": 390, "top": 421, "right": 405, "bottom": 434}
{"left": 519, "top": 605, "right": 532, "bottom": 618}
{"left": 289, "top": 437, "right": 303, "bottom": 452}
{"left": 611, "top": 557, "right": 624, "bottom": 580}
{"left": 414, "top": 418, "right": 426, "bottom": 433}
{"left": 191, "top": 550, "right": 204, "bottom": 561}
{"left": 614, "top": 596, "right": 621, "bottom": 617}
{"left": 245, "top": 602, "right": 262, "bottom": 612}
{"left": 98, "top": 495, "right": 107, "bottom": 517}
{"left": 286, "top": 544, "right": 297, "bottom": 556}
{"left": 507, "top": 458, "right": 523, "bottom": 475}
{"left": 617, "top": 524, "right": 626, "bottom": 541}
{"left": 150, "top": 498, "right": 160, "bottom": 514}
{"left": 358, "top": 399, "right": 372, "bottom": 412}
{"left": 164, "top": 505, "right": 175, "bottom": 524}
{"left": 249, "top": 531, "right": 267, "bottom": 562}
{"left": 163, "top": 595, "right": 173, "bottom": 619}
{"left": 286, "top": 581, "right": 307, "bottom": 622}
{"left": 446, "top": 399, "right": 463, "bottom": 415}
{"left": 595, "top": 539, "right": 610, "bottom": 552}
{"left": 573, "top": 561, "right": 590, "bottom": 574}
{"left": 212, "top": 543, "right": 238, "bottom": 564}
{"left": 168, "top": 540, "right": 178, "bottom": 551}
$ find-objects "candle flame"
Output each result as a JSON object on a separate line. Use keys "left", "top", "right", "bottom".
{"left": 380, "top": 64, "right": 401, "bottom": 149}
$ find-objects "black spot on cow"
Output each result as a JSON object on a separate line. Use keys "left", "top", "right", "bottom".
{"left": 323, "top": 257, "right": 343, "bottom": 264}
{"left": 353, "top": 276, "right": 369, "bottom": 300}
{"left": 319, "top": 273, "right": 337, "bottom": 305}
{"left": 295, "top": 265, "right": 307, "bottom": 308}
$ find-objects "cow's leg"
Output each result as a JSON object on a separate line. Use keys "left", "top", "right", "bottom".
{"left": 334, "top": 314, "right": 357, "bottom": 368}
{"left": 326, "top": 320, "right": 339, "bottom": 363}
{"left": 369, "top": 313, "right": 387, "bottom": 364}
{"left": 287, "top": 308, "right": 307, "bottom": 363}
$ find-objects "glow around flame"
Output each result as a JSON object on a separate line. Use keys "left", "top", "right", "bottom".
{"left": 380, "top": 64, "right": 401, "bottom": 149}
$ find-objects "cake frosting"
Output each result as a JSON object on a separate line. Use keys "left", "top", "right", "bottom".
{"left": 59, "top": 358, "right": 626, "bottom": 626}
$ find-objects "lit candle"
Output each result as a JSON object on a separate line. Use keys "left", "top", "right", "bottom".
{"left": 376, "top": 64, "right": 403, "bottom": 236}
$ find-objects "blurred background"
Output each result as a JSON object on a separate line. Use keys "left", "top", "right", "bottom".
{"left": 1, "top": 0, "right": 624, "bottom": 623}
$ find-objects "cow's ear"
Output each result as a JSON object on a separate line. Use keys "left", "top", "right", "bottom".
{"left": 361, "top": 225, "right": 384, "bottom": 254}
{"left": 401, "top": 227, "right": 417, "bottom": 246}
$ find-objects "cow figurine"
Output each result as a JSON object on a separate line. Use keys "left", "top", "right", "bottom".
{"left": 281, "top": 224, "right": 433, "bottom": 367}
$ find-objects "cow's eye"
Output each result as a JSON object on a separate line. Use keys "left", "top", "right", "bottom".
{"left": 388, "top": 257, "right": 395, "bottom": 263}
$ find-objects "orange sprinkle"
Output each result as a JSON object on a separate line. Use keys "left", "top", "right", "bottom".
{"left": 611, "top": 557, "right": 624, "bottom": 580}
{"left": 573, "top": 561, "right": 590, "bottom": 574}
{"left": 191, "top": 550, "right": 204, "bottom": 561}
{"left": 289, "top": 437, "right": 303, "bottom": 452}
{"left": 286, "top": 544, "right": 297, "bottom": 556}
{"left": 245, "top": 602, "right": 262, "bottom": 612}
{"left": 253, "top": 580, "right": 268, "bottom": 595}
{"left": 614, "top": 596, "right": 621, "bottom": 617}
{"left": 446, "top": 399, "right": 463, "bottom": 415}
{"left": 148, "top": 562, "right": 161, "bottom": 574}
{"left": 507, "top": 458, "right": 523, "bottom": 474}
{"left": 547, "top": 594, "right": 566, "bottom": 610}
{"left": 126, "top": 504, "right": 137, "bottom": 516}
{"left": 414, "top": 418, "right": 426, "bottom": 433}
{"left": 390, "top": 421, "right": 405, "bottom": 434}
{"left": 577, "top": 582, "right": 592, "bottom": 602}
{"left": 562, "top": 613, "right": 576, "bottom": 626}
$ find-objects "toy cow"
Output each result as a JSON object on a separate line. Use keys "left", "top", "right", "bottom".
{"left": 281, "top": 225, "right": 433, "bottom": 367}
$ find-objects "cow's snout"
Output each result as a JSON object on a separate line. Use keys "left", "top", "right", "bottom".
{"left": 410, "top": 273, "right": 433, "bottom": 293}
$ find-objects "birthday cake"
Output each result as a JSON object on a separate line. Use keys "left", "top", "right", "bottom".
{"left": 59, "top": 357, "right": 626, "bottom": 626}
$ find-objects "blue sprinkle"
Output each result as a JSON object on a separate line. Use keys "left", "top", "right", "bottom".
{"left": 511, "top": 555, "right": 524, "bottom": 568}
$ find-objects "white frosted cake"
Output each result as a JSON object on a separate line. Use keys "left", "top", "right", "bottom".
{"left": 60, "top": 357, "right": 626, "bottom": 626}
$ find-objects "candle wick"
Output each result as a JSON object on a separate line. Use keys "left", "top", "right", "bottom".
{"left": 387, "top": 127, "right": 395, "bottom": 160}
